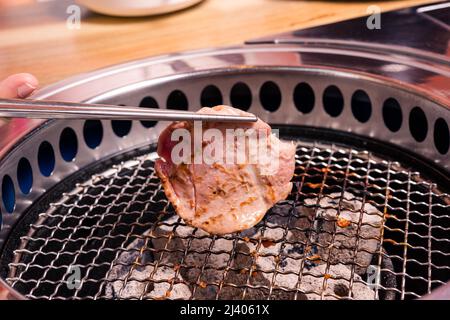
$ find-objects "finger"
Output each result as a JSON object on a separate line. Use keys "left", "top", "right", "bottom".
{"left": 0, "top": 73, "right": 39, "bottom": 99}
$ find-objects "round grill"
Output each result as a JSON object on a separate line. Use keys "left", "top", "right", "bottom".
{"left": 0, "top": 45, "right": 448, "bottom": 300}
{"left": 2, "top": 134, "right": 448, "bottom": 300}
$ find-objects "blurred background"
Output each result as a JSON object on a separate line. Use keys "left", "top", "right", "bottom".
{"left": 0, "top": 0, "right": 438, "bottom": 86}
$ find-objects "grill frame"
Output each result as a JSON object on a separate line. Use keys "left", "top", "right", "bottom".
{"left": 0, "top": 42, "right": 448, "bottom": 300}
{"left": 1, "top": 135, "right": 448, "bottom": 300}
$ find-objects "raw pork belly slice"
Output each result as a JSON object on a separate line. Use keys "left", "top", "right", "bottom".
{"left": 155, "top": 105, "right": 296, "bottom": 234}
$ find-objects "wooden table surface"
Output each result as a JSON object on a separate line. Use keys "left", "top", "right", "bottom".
{"left": 0, "top": 0, "right": 437, "bottom": 86}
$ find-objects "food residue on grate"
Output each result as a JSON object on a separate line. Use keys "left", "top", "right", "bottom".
{"left": 321, "top": 168, "right": 331, "bottom": 174}
{"left": 305, "top": 183, "right": 323, "bottom": 189}
{"left": 337, "top": 217, "right": 351, "bottom": 228}
{"left": 307, "top": 255, "right": 321, "bottom": 262}
{"left": 261, "top": 239, "right": 275, "bottom": 248}
{"left": 384, "top": 213, "right": 394, "bottom": 219}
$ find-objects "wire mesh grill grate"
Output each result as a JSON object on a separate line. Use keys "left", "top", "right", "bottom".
{"left": 4, "top": 141, "right": 450, "bottom": 300}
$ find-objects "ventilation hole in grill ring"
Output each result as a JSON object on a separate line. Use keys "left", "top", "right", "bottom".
{"left": 382, "top": 98, "right": 402, "bottom": 132}
{"left": 2, "top": 175, "right": 15, "bottom": 213}
{"left": 59, "top": 127, "right": 78, "bottom": 162}
{"left": 434, "top": 118, "right": 449, "bottom": 155}
{"left": 260, "top": 81, "right": 282, "bottom": 112}
{"left": 230, "top": 82, "right": 252, "bottom": 111}
{"left": 112, "top": 121, "right": 132, "bottom": 137}
{"left": 83, "top": 120, "right": 103, "bottom": 149}
{"left": 201, "top": 85, "right": 223, "bottom": 108}
{"left": 17, "top": 157, "right": 33, "bottom": 195}
{"left": 112, "top": 104, "right": 133, "bottom": 138}
{"left": 293, "top": 82, "right": 315, "bottom": 114}
{"left": 139, "top": 96, "right": 159, "bottom": 128}
{"left": 351, "top": 90, "right": 372, "bottom": 123}
{"left": 323, "top": 85, "right": 344, "bottom": 117}
{"left": 409, "top": 106, "right": 428, "bottom": 142}
{"left": 38, "top": 141, "right": 55, "bottom": 177}
{"left": 167, "top": 90, "right": 189, "bottom": 111}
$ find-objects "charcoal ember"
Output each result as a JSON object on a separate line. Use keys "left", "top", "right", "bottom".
{"left": 267, "top": 203, "right": 314, "bottom": 244}
{"left": 106, "top": 267, "right": 153, "bottom": 299}
{"left": 244, "top": 220, "right": 295, "bottom": 272}
{"left": 237, "top": 202, "right": 313, "bottom": 252}
{"left": 182, "top": 237, "right": 232, "bottom": 285}
{"left": 246, "top": 203, "right": 314, "bottom": 259}
{"left": 105, "top": 235, "right": 191, "bottom": 299}
{"left": 253, "top": 204, "right": 316, "bottom": 273}
{"left": 189, "top": 249, "right": 235, "bottom": 299}
{"left": 304, "top": 192, "right": 383, "bottom": 275}
{"left": 146, "top": 266, "right": 192, "bottom": 300}
{"left": 151, "top": 216, "right": 197, "bottom": 263}
{"left": 152, "top": 215, "right": 235, "bottom": 297}
{"left": 218, "top": 243, "right": 296, "bottom": 300}
{"left": 294, "top": 264, "right": 375, "bottom": 300}
{"left": 152, "top": 216, "right": 232, "bottom": 267}
{"left": 241, "top": 225, "right": 305, "bottom": 299}
{"left": 218, "top": 245, "right": 374, "bottom": 300}
{"left": 218, "top": 243, "right": 267, "bottom": 300}
{"left": 257, "top": 237, "right": 306, "bottom": 295}
{"left": 105, "top": 235, "right": 152, "bottom": 299}
{"left": 142, "top": 200, "right": 379, "bottom": 300}
{"left": 235, "top": 205, "right": 316, "bottom": 297}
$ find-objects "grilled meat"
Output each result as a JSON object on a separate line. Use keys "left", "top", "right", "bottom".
{"left": 155, "top": 105, "right": 295, "bottom": 234}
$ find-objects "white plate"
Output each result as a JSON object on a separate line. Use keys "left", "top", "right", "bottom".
{"left": 76, "top": 0, "right": 205, "bottom": 17}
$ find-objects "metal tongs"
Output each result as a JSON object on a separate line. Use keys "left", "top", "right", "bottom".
{"left": 0, "top": 98, "right": 257, "bottom": 122}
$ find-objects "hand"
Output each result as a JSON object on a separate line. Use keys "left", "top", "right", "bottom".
{"left": 0, "top": 73, "right": 38, "bottom": 298}
{"left": 0, "top": 73, "right": 39, "bottom": 298}
{"left": 0, "top": 73, "right": 38, "bottom": 99}
{"left": 0, "top": 73, "right": 38, "bottom": 127}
